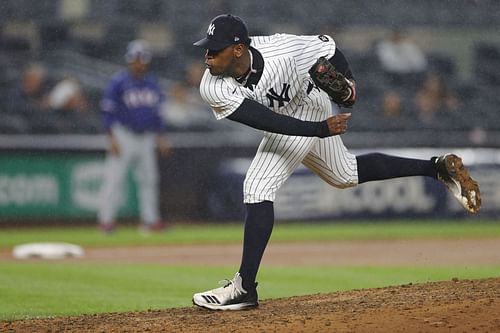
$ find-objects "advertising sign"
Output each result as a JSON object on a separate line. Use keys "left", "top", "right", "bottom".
{"left": 0, "top": 154, "right": 138, "bottom": 218}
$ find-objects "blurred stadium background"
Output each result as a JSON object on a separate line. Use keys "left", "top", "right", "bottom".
{"left": 1, "top": 0, "right": 499, "bottom": 224}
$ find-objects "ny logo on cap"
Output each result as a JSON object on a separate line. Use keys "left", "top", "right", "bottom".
{"left": 207, "top": 23, "right": 215, "bottom": 36}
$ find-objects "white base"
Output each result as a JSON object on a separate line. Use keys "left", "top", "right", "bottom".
{"left": 12, "top": 242, "right": 84, "bottom": 260}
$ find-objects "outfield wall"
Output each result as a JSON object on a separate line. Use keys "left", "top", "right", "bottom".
{"left": 0, "top": 143, "right": 498, "bottom": 223}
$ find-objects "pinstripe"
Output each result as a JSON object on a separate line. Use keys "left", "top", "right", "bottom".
{"left": 244, "top": 135, "right": 318, "bottom": 202}
{"left": 302, "top": 136, "right": 358, "bottom": 187}
{"left": 244, "top": 135, "right": 280, "bottom": 198}
{"left": 199, "top": 33, "right": 358, "bottom": 203}
{"left": 247, "top": 136, "right": 289, "bottom": 199}
{"left": 332, "top": 138, "right": 351, "bottom": 180}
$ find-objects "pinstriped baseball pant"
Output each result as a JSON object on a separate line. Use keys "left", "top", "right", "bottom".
{"left": 243, "top": 133, "right": 358, "bottom": 204}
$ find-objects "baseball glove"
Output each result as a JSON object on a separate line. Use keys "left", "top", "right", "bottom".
{"left": 309, "top": 56, "right": 356, "bottom": 107}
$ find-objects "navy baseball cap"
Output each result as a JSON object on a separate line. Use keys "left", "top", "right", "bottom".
{"left": 125, "top": 39, "right": 152, "bottom": 64}
{"left": 193, "top": 14, "right": 251, "bottom": 51}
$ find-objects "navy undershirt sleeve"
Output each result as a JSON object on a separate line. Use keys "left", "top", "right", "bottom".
{"left": 227, "top": 98, "right": 330, "bottom": 137}
{"left": 329, "top": 48, "right": 354, "bottom": 80}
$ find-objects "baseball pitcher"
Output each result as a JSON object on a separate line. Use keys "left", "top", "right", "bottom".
{"left": 191, "top": 14, "right": 480, "bottom": 310}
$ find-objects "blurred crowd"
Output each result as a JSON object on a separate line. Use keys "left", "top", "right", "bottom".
{"left": 0, "top": 0, "right": 499, "bottom": 148}
{"left": 375, "top": 29, "right": 460, "bottom": 128}
{"left": 1, "top": 29, "right": 498, "bottom": 144}
{"left": 2, "top": 62, "right": 94, "bottom": 133}
{"left": 347, "top": 27, "right": 499, "bottom": 147}
{"left": 0, "top": 56, "right": 221, "bottom": 134}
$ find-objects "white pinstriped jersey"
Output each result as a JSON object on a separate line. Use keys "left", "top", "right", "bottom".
{"left": 199, "top": 33, "right": 358, "bottom": 204}
{"left": 199, "top": 33, "right": 336, "bottom": 122}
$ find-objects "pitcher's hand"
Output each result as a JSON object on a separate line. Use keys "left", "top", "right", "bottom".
{"left": 326, "top": 113, "right": 351, "bottom": 135}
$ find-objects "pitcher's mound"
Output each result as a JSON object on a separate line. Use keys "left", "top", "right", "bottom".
{"left": 3, "top": 277, "right": 499, "bottom": 333}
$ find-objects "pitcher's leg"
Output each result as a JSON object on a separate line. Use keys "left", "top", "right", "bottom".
{"left": 304, "top": 138, "right": 480, "bottom": 213}
{"left": 243, "top": 135, "right": 317, "bottom": 203}
{"left": 355, "top": 153, "right": 479, "bottom": 212}
{"left": 238, "top": 201, "right": 274, "bottom": 292}
{"left": 356, "top": 153, "right": 436, "bottom": 183}
{"left": 303, "top": 138, "right": 437, "bottom": 187}
{"left": 302, "top": 135, "right": 358, "bottom": 188}
{"left": 240, "top": 134, "right": 317, "bottom": 290}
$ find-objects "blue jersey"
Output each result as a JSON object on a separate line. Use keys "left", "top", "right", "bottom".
{"left": 101, "top": 70, "right": 165, "bottom": 133}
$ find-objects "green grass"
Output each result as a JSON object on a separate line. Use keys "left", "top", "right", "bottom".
{"left": 1, "top": 220, "right": 500, "bottom": 250}
{"left": 1, "top": 220, "right": 499, "bottom": 320}
{"left": 1, "top": 262, "right": 499, "bottom": 320}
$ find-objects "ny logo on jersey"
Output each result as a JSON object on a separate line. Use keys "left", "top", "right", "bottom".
{"left": 266, "top": 83, "right": 291, "bottom": 108}
{"left": 207, "top": 23, "right": 215, "bottom": 36}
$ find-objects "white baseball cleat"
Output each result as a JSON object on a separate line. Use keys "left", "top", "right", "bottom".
{"left": 435, "top": 154, "right": 481, "bottom": 213}
{"left": 192, "top": 272, "right": 258, "bottom": 310}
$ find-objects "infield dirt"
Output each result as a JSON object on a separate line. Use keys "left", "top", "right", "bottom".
{"left": 2, "top": 239, "right": 500, "bottom": 332}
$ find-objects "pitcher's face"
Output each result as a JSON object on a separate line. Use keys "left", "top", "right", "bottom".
{"left": 204, "top": 44, "right": 243, "bottom": 77}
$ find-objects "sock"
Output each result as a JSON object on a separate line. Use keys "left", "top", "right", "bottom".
{"left": 238, "top": 201, "right": 274, "bottom": 292}
{"left": 356, "top": 153, "right": 437, "bottom": 184}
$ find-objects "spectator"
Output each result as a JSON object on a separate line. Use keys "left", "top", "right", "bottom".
{"left": 413, "top": 72, "right": 459, "bottom": 125}
{"left": 160, "top": 80, "right": 213, "bottom": 130}
{"left": 374, "top": 89, "right": 414, "bottom": 130}
{"left": 160, "top": 61, "right": 216, "bottom": 130}
{"left": 7, "top": 63, "right": 50, "bottom": 114}
{"left": 381, "top": 90, "right": 404, "bottom": 119}
{"left": 184, "top": 60, "right": 206, "bottom": 90}
{"left": 98, "top": 39, "right": 171, "bottom": 234}
{"left": 3, "top": 63, "right": 56, "bottom": 133}
{"left": 375, "top": 28, "right": 428, "bottom": 85}
{"left": 45, "top": 76, "right": 102, "bottom": 133}
{"left": 47, "top": 77, "right": 88, "bottom": 113}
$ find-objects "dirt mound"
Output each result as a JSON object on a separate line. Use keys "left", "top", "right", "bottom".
{"left": 3, "top": 277, "right": 499, "bottom": 333}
